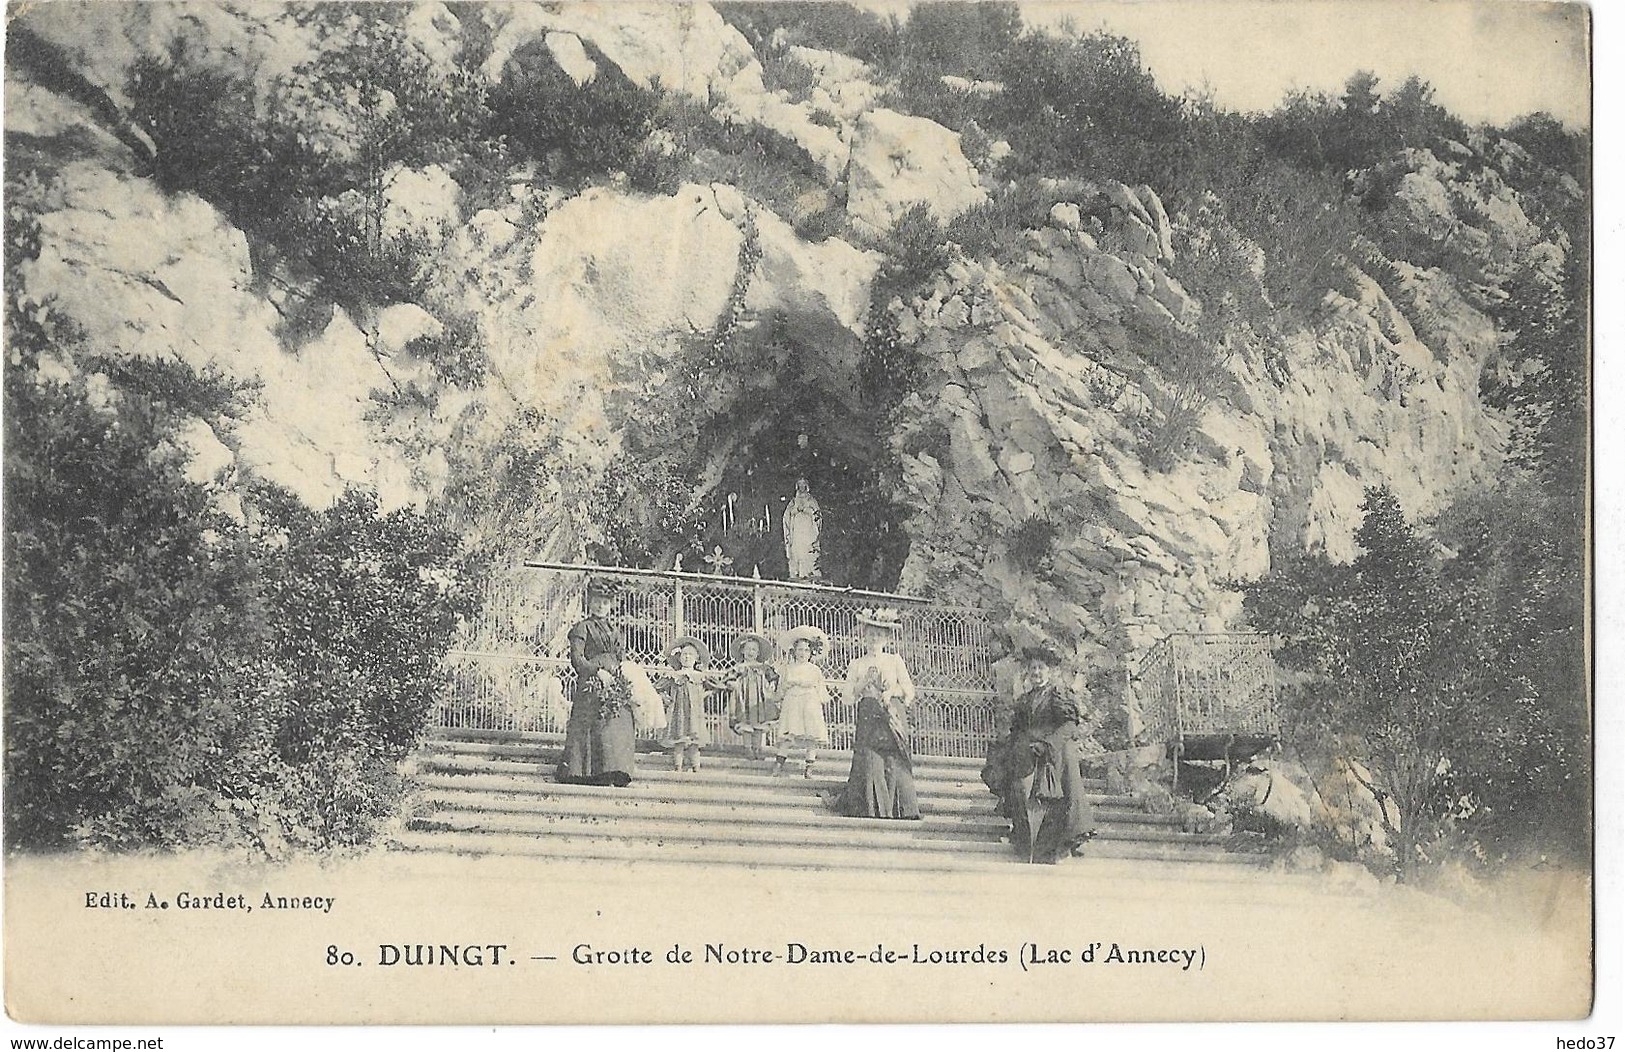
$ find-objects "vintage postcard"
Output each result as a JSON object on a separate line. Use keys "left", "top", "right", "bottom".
{"left": 0, "top": 0, "right": 1600, "bottom": 1034}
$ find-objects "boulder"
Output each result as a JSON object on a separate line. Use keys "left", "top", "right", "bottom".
{"left": 845, "top": 109, "right": 988, "bottom": 235}
{"left": 545, "top": 31, "right": 598, "bottom": 85}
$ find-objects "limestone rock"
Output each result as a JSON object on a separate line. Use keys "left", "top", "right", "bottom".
{"left": 545, "top": 31, "right": 598, "bottom": 85}
{"left": 845, "top": 109, "right": 988, "bottom": 235}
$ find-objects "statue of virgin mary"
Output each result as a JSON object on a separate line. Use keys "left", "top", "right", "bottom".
{"left": 782, "top": 478, "right": 821, "bottom": 582}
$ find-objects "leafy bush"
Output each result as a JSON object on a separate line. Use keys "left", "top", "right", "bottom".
{"left": 127, "top": 47, "right": 323, "bottom": 233}
{"left": 1243, "top": 487, "right": 1589, "bottom": 878}
{"left": 857, "top": 296, "right": 927, "bottom": 415}
{"left": 717, "top": 2, "right": 900, "bottom": 68}
{"left": 991, "top": 30, "right": 1188, "bottom": 188}
{"left": 1007, "top": 515, "right": 1059, "bottom": 575}
{"left": 488, "top": 40, "right": 658, "bottom": 186}
{"left": 128, "top": 17, "right": 482, "bottom": 319}
{"left": 898, "top": 2, "right": 1021, "bottom": 86}
{"left": 876, "top": 204, "right": 949, "bottom": 299}
{"left": 407, "top": 310, "right": 489, "bottom": 389}
{"left": 3, "top": 303, "right": 470, "bottom": 853}
{"left": 793, "top": 204, "right": 849, "bottom": 243}
{"left": 760, "top": 48, "right": 817, "bottom": 103}
{"left": 944, "top": 179, "right": 1061, "bottom": 261}
{"left": 660, "top": 98, "right": 828, "bottom": 220}
{"left": 1122, "top": 312, "right": 1235, "bottom": 471}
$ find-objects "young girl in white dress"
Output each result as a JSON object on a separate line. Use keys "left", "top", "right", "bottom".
{"left": 773, "top": 625, "right": 831, "bottom": 777}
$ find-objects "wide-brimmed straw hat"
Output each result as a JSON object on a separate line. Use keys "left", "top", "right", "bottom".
{"left": 855, "top": 606, "right": 903, "bottom": 632}
{"left": 780, "top": 624, "right": 830, "bottom": 658}
{"left": 729, "top": 632, "right": 776, "bottom": 662}
{"left": 666, "top": 635, "right": 712, "bottom": 669}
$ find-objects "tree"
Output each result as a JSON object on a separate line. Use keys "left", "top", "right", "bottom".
{"left": 2, "top": 279, "right": 470, "bottom": 851}
{"left": 277, "top": 8, "right": 485, "bottom": 317}
{"left": 1434, "top": 481, "right": 1588, "bottom": 859}
{"left": 1244, "top": 486, "right": 1583, "bottom": 880}
{"left": 991, "top": 30, "right": 1189, "bottom": 188}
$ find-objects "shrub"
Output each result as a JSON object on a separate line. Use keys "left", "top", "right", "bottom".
{"left": 876, "top": 204, "right": 949, "bottom": 299}
{"left": 1007, "top": 515, "right": 1060, "bottom": 575}
{"left": 488, "top": 40, "right": 658, "bottom": 186}
{"left": 760, "top": 48, "right": 817, "bottom": 103}
{"left": 991, "top": 30, "right": 1189, "bottom": 188}
{"left": 793, "top": 204, "right": 848, "bottom": 243}
{"left": 2, "top": 303, "right": 470, "bottom": 853}
{"left": 406, "top": 311, "right": 489, "bottom": 389}
{"left": 660, "top": 98, "right": 828, "bottom": 220}
{"left": 717, "top": 2, "right": 900, "bottom": 69}
{"left": 127, "top": 48, "right": 330, "bottom": 249}
{"left": 945, "top": 179, "right": 1060, "bottom": 261}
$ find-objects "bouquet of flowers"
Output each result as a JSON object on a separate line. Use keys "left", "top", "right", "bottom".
{"left": 585, "top": 669, "right": 635, "bottom": 724}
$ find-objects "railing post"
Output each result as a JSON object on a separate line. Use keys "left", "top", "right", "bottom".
{"left": 674, "top": 580, "right": 685, "bottom": 637}
{"left": 752, "top": 582, "right": 764, "bottom": 635}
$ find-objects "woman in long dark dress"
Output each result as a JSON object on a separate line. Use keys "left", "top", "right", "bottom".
{"left": 833, "top": 608, "right": 920, "bottom": 820}
{"left": 556, "top": 579, "right": 637, "bottom": 787}
{"left": 982, "top": 685, "right": 1098, "bottom": 862}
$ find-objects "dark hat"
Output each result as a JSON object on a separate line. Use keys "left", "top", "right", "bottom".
{"left": 666, "top": 635, "right": 712, "bottom": 669}
{"left": 584, "top": 576, "right": 621, "bottom": 601}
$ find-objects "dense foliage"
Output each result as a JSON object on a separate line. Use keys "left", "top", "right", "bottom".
{"left": 3, "top": 214, "right": 472, "bottom": 852}
{"left": 1243, "top": 487, "right": 1588, "bottom": 878}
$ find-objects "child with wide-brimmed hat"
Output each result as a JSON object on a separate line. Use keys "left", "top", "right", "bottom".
{"left": 657, "top": 636, "right": 713, "bottom": 773}
{"left": 720, "top": 632, "right": 780, "bottom": 760}
{"left": 773, "top": 624, "right": 832, "bottom": 777}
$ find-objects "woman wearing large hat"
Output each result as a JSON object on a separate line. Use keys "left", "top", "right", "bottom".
{"left": 556, "top": 578, "right": 637, "bottom": 786}
{"left": 773, "top": 625, "right": 832, "bottom": 777}
{"left": 720, "top": 632, "right": 780, "bottom": 760}
{"left": 657, "top": 636, "right": 713, "bottom": 773}
{"left": 982, "top": 684, "right": 1099, "bottom": 863}
{"left": 833, "top": 608, "right": 920, "bottom": 819}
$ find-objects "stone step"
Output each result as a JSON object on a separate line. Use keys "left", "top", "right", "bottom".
{"left": 416, "top": 746, "right": 1013, "bottom": 792}
{"left": 427, "top": 726, "right": 988, "bottom": 771}
{"left": 419, "top": 786, "right": 1202, "bottom": 845}
{"left": 425, "top": 731, "right": 1040, "bottom": 780}
{"left": 411, "top": 809, "right": 1009, "bottom": 854}
{"left": 389, "top": 828, "right": 1269, "bottom": 873}
{"left": 404, "top": 728, "right": 1261, "bottom": 878}
{"left": 410, "top": 764, "right": 1148, "bottom": 818}
{"left": 413, "top": 784, "right": 1184, "bottom": 833}
{"left": 417, "top": 788, "right": 1011, "bottom": 838}
{"left": 411, "top": 802, "right": 1234, "bottom": 851}
{"left": 414, "top": 754, "right": 1143, "bottom": 808}
{"left": 411, "top": 770, "right": 1004, "bottom": 820}
{"left": 423, "top": 732, "right": 1047, "bottom": 781}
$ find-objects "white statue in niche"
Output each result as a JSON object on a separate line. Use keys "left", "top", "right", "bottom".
{"left": 782, "top": 477, "right": 822, "bottom": 582}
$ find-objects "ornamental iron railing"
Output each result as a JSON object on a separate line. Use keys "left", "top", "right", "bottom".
{"left": 1133, "top": 632, "right": 1280, "bottom": 745}
{"left": 437, "top": 563, "right": 1000, "bottom": 759}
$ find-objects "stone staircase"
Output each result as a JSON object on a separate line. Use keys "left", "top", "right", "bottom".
{"left": 390, "top": 727, "right": 1272, "bottom": 877}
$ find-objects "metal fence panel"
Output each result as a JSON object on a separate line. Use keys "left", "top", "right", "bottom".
{"left": 1134, "top": 632, "right": 1280, "bottom": 741}
{"left": 438, "top": 565, "right": 1000, "bottom": 759}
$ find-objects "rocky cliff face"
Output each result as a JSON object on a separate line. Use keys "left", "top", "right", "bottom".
{"left": 887, "top": 176, "right": 1513, "bottom": 694}
{"left": 8, "top": 1, "right": 1560, "bottom": 704}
